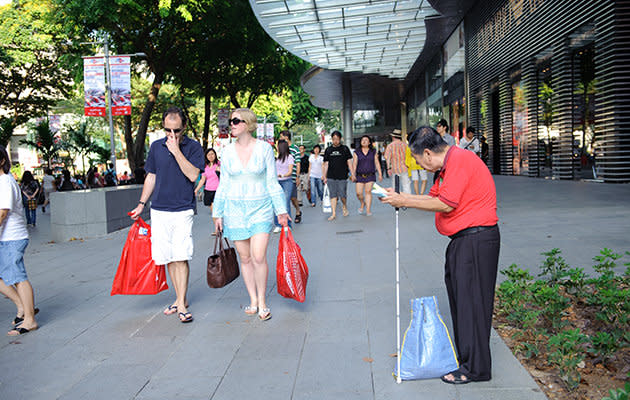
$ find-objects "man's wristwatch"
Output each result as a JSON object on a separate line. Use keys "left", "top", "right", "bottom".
{"left": 138, "top": 201, "right": 146, "bottom": 206}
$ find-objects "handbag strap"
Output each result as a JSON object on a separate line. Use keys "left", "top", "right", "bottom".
{"left": 213, "top": 231, "right": 224, "bottom": 254}
{"left": 212, "top": 231, "right": 231, "bottom": 254}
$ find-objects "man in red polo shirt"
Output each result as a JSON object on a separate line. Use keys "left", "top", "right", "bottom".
{"left": 381, "top": 126, "right": 500, "bottom": 385}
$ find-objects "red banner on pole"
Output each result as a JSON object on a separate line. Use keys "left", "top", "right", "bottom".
{"left": 110, "top": 56, "right": 131, "bottom": 116}
{"left": 84, "top": 57, "right": 106, "bottom": 117}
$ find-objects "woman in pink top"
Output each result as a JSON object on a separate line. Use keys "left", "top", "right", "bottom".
{"left": 195, "top": 148, "right": 221, "bottom": 234}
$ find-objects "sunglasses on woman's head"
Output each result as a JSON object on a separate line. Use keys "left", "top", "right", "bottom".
{"left": 229, "top": 118, "right": 246, "bottom": 126}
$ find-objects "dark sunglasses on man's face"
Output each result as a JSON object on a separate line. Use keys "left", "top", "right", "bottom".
{"left": 229, "top": 118, "right": 246, "bottom": 126}
{"left": 164, "top": 127, "right": 184, "bottom": 134}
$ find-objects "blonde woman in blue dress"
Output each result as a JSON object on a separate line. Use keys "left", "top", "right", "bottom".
{"left": 213, "top": 108, "right": 289, "bottom": 321}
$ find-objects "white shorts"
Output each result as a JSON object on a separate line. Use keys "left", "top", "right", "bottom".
{"left": 410, "top": 169, "right": 427, "bottom": 181}
{"left": 150, "top": 208, "right": 194, "bottom": 265}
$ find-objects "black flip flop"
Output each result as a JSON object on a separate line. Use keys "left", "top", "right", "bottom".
{"left": 441, "top": 370, "right": 470, "bottom": 385}
{"left": 13, "top": 307, "right": 39, "bottom": 325}
{"left": 7, "top": 326, "right": 38, "bottom": 336}
{"left": 178, "top": 312, "right": 193, "bottom": 323}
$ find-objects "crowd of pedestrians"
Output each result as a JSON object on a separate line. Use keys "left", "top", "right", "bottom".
{"left": 2, "top": 103, "right": 499, "bottom": 387}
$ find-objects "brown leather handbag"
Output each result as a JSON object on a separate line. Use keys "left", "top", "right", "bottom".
{"left": 206, "top": 232, "right": 240, "bottom": 288}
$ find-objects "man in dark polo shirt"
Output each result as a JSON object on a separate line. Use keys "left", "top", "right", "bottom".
{"left": 322, "top": 131, "right": 354, "bottom": 221}
{"left": 381, "top": 126, "right": 500, "bottom": 385}
{"left": 129, "top": 106, "right": 204, "bottom": 324}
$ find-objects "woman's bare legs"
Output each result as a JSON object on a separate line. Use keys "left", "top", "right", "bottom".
{"left": 364, "top": 181, "right": 374, "bottom": 215}
{"left": 234, "top": 233, "right": 271, "bottom": 315}
{"left": 356, "top": 182, "right": 366, "bottom": 212}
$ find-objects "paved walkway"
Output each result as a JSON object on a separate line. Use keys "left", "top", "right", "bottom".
{"left": 2, "top": 176, "right": 629, "bottom": 400}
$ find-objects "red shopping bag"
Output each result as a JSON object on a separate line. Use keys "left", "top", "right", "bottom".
{"left": 111, "top": 217, "right": 168, "bottom": 295}
{"left": 276, "top": 227, "right": 309, "bottom": 302}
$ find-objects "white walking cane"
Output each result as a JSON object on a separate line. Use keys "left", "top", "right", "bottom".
{"left": 394, "top": 175, "right": 402, "bottom": 384}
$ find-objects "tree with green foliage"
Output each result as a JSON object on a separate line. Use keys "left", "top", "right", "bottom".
{"left": 0, "top": 1, "right": 74, "bottom": 126}
{"left": 62, "top": 120, "right": 104, "bottom": 173}
{"left": 0, "top": 117, "right": 15, "bottom": 147}
{"left": 55, "top": 0, "right": 206, "bottom": 171}
{"left": 286, "top": 86, "right": 320, "bottom": 129}
{"left": 171, "top": 0, "right": 310, "bottom": 149}
{"left": 20, "top": 120, "right": 63, "bottom": 167}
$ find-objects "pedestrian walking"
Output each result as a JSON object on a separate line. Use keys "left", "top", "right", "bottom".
{"left": 352, "top": 135, "right": 382, "bottom": 216}
{"left": 405, "top": 146, "right": 427, "bottom": 195}
{"left": 278, "top": 131, "right": 302, "bottom": 223}
{"left": 129, "top": 106, "right": 205, "bottom": 324}
{"left": 20, "top": 171, "right": 40, "bottom": 227}
{"left": 308, "top": 144, "right": 324, "bottom": 207}
{"left": 195, "top": 148, "right": 221, "bottom": 235}
{"left": 384, "top": 129, "right": 411, "bottom": 193}
{"left": 0, "top": 145, "right": 39, "bottom": 336}
{"left": 41, "top": 167, "right": 55, "bottom": 212}
{"left": 379, "top": 149, "right": 389, "bottom": 178}
{"left": 459, "top": 126, "right": 480, "bottom": 156}
{"left": 273, "top": 140, "right": 294, "bottom": 233}
{"left": 213, "top": 108, "right": 289, "bottom": 321}
{"left": 381, "top": 126, "right": 500, "bottom": 384}
{"left": 297, "top": 145, "right": 310, "bottom": 207}
{"left": 322, "top": 130, "right": 354, "bottom": 221}
{"left": 434, "top": 119, "right": 455, "bottom": 183}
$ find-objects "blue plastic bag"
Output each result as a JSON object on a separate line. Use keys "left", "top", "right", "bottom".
{"left": 395, "top": 296, "right": 459, "bottom": 380}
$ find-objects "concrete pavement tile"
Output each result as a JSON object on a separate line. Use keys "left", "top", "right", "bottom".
{"left": 454, "top": 387, "right": 547, "bottom": 400}
{"left": 294, "top": 341, "right": 372, "bottom": 393}
{"left": 374, "top": 377, "right": 458, "bottom": 400}
{"left": 57, "top": 364, "right": 154, "bottom": 400}
{"left": 211, "top": 357, "right": 298, "bottom": 400}
{"left": 135, "top": 375, "right": 221, "bottom": 399}
{"left": 229, "top": 331, "right": 305, "bottom": 360}
{"left": 293, "top": 390, "right": 374, "bottom": 400}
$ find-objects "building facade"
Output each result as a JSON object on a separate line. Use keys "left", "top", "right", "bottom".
{"left": 405, "top": 0, "right": 630, "bottom": 182}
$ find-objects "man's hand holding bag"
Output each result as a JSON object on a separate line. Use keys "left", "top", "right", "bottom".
{"left": 207, "top": 231, "right": 240, "bottom": 288}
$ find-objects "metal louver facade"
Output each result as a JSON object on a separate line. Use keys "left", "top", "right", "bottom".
{"left": 466, "top": 0, "right": 630, "bottom": 182}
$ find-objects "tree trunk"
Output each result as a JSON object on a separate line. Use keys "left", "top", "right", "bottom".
{"left": 132, "top": 71, "right": 164, "bottom": 169}
{"left": 123, "top": 115, "right": 136, "bottom": 172}
{"left": 202, "top": 84, "right": 211, "bottom": 151}
{"left": 180, "top": 94, "right": 199, "bottom": 141}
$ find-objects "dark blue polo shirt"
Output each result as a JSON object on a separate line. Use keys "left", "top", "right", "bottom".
{"left": 145, "top": 135, "right": 205, "bottom": 211}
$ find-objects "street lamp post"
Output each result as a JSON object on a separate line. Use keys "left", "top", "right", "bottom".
{"left": 103, "top": 40, "right": 116, "bottom": 172}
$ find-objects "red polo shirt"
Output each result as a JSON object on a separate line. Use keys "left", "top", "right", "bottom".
{"left": 429, "top": 146, "right": 498, "bottom": 237}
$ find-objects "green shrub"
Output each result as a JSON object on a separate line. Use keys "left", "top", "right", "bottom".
{"left": 588, "top": 331, "right": 617, "bottom": 365}
{"left": 547, "top": 328, "right": 588, "bottom": 391}
{"left": 539, "top": 248, "right": 572, "bottom": 284}
{"left": 530, "top": 281, "right": 570, "bottom": 329}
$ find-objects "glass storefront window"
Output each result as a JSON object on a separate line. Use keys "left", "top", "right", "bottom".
{"left": 512, "top": 79, "right": 529, "bottom": 175}
{"left": 572, "top": 44, "right": 597, "bottom": 179}
{"left": 449, "top": 97, "right": 466, "bottom": 143}
{"left": 428, "top": 98, "right": 443, "bottom": 129}
{"left": 537, "top": 60, "right": 555, "bottom": 178}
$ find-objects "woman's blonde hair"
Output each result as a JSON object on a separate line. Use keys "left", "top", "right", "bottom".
{"left": 232, "top": 108, "right": 257, "bottom": 133}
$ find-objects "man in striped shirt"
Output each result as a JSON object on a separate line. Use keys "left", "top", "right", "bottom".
{"left": 384, "top": 129, "right": 411, "bottom": 193}
{"left": 279, "top": 131, "right": 302, "bottom": 223}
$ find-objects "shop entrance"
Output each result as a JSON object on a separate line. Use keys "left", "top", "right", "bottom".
{"left": 491, "top": 90, "right": 501, "bottom": 174}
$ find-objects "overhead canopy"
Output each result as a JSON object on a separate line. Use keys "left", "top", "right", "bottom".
{"left": 249, "top": 0, "right": 438, "bottom": 80}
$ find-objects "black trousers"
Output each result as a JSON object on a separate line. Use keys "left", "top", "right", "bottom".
{"left": 444, "top": 225, "right": 500, "bottom": 381}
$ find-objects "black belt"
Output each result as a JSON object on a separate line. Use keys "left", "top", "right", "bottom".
{"left": 449, "top": 224, "right": 497, "bottom": 240}
{"left": 358, "top": 172, "right": 374, "bottom": 178}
